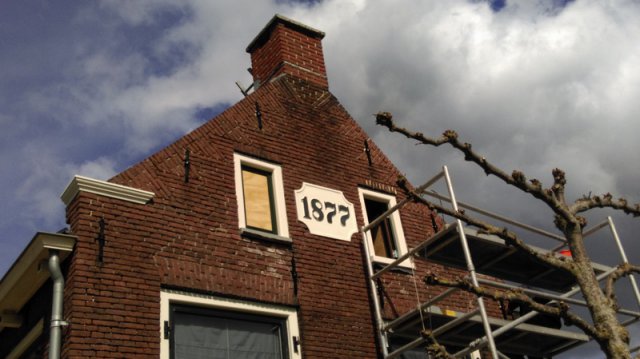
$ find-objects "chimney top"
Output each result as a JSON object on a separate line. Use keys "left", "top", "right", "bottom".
{"left": 246, "top": 14, "right": 329, "bottom": 89}
{"left": 246, "top": 14, "right": 325, "bottom": 53}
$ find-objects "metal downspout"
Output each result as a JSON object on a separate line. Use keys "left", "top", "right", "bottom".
{"left": 48, "top": 250, "right": 65, "bottom": 359}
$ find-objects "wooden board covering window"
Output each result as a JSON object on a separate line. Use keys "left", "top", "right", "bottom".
{"left": 242, "top": 166, "right": 276, "bottom": 233}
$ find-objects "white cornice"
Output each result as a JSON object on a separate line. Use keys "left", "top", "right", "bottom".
{"left": 61, "top": 175, "right": 155, "bottom": 206}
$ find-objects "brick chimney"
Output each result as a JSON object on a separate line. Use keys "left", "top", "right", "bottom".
{"left": 246, "top": 15, "right": 328, "bottom": 89}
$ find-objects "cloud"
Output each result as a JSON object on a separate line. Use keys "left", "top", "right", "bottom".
{"left": 71, "top": 157, "right": 118, "bottom": 181}
{"left": 0, "top": 0, "right": 308, "bottom": 276}
{"left": 307, "top": 1, "right": 640, "bottom": 203}
{"left": 56, "top": 0, "right": 314, "bottom": 154}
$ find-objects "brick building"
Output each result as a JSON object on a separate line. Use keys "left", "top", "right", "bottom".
{"left": 0, "top": 14, "right": 590, "bottom": 359}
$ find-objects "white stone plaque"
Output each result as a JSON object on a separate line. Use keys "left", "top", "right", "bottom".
{"left": 294, "top": 183, "right": 357, "bottom": 241}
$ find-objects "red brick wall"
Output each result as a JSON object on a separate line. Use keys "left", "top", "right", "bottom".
{"left": 63, "top": 192, "right": 161, "bottom": 358}
{"left": 60, "top": 74, "right": 485, "bottom": 358}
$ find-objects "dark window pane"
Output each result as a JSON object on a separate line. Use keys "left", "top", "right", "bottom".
{"left": 365, "top": 198, "right": 398, "bottom": 258}
{"left": 227, "top": 318, "right": 283, "bottom": 358}
{"left": 172, "top": 308, "right": 286, "bottom": 359}
{"left": 174, "top": 312, "right": 227, "bottom": 358}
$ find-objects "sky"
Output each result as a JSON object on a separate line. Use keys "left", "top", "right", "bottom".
{"left": 1, "top": 0, "right": 639, "bottom": 356}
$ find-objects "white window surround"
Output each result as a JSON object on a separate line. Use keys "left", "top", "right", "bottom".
{"left": 358, "top": 188, "right": 412, "bottom": 268}
{"left": 234, "top": 153, "right": 289, "bottom": 238}
{"left": 160, "top": 290, "right": 301, "bottom": 359}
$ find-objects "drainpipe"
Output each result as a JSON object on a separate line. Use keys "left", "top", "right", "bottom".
{"left": 48, "top": 250, "right": 65, "bottom": 359}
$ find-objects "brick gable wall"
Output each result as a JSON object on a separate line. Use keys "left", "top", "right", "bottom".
{"left": 59, "top": 74, "right": 482, "bottom": 358}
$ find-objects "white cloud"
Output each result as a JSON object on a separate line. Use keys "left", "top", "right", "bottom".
{"left": 96, "top": 0, "right": 184, "bottom": 26}
{"left": 304, "top": 0, "right": 640, "bottom": 201}
{"left": 58, "top": 0, "right": 318, "bottom": 154}
{"left": 71, "top": 157, "right": 118, "bottom": 180}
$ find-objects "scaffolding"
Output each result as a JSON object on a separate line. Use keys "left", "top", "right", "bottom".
{"left": 361, "top": 166, "right": 640, "bottom": 359}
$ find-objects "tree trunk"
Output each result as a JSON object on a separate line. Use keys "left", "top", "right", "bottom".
{"left": 569, "top": 229, "right": 630, "bottom": 359}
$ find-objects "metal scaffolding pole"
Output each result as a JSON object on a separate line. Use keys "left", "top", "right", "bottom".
{"left": 372, "top": 223, "right": 455, "bottom": 281}
{"left": 360, "top": 171, "right": 447, "bottom": 358}
{"left": 361, "top": 164, "right": 639, "bottom": 359}
{"left": 607, "top": 216, "right": 640, "bottom": 310}
{"left": 383, "top": 287, "right": 459, "bottom": 332}
{"left": 454, "top": 266, "right": 620, "bottom": 358}
{"left": 362, "top": 232, "right": 389, "bottom": 357}
{"left": 386, "top": 309, "right": 481, "bottom": 359}
{"left": 442, "top": 166, "right": 499, "bottom": 359}
{"left": 421, "top": 190, "right": 566, "bottom": 243}
{"left": 475, "top": 277, "right": 640, "bottom": 318}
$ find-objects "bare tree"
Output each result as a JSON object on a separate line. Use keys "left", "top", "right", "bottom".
{"left": 375, "top": 112, "right": 640, "bottom": 359}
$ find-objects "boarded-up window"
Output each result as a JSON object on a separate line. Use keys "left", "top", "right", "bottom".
{"left": 242, "top": 166, "right": 276, "bottom": 233}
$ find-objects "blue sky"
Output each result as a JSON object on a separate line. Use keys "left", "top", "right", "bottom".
{"left": 1, "top": 0, "right": 640, "bottom": 355}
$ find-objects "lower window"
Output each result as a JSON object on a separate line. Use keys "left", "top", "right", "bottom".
{"left": 171, "top": 305, "right": 287, "bottom": 359}
{"left": 161, "top": 291, "right": 301, "bottom": 359}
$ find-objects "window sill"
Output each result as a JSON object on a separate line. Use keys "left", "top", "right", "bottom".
{"left": 240, "top": 228, "right": 292, "bottom": 246}
{"left": 372, "top": 255, "right": 414, "bottom": 273}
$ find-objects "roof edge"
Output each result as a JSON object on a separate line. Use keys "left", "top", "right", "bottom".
{"left": 0, "top": 232, "right": 76, "bottom": 327}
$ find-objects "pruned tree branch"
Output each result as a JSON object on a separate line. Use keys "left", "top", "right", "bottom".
{"left": 378, "top": 112, "right": 640, "bottom": 357}
{"left": 551, "top": 168, "right": 567, "bottom": 204}
{"left": 424, "top": 273, "right": 600, "bottom": 339}
{"left": 375, "top": 112, "right": 577, "bottom": 224}
{"left": 396, "top": 176, "right": 572, "bottom": 271}
{"left": 376, "top": 112, "right": 640, "bottom": 227}
{"left": 571, "top": 193, "right": 640, "bottom": 217}
{"left": 605, "top": 263, "right": 640, "bottom": 304}
{"left": 420, "top": 330, "right": 455, "bottom": 359}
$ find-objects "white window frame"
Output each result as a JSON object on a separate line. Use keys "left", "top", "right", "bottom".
{"left": 358, "top": 188, "right": 412, "bottom": 268}
{"left": 234, "top": 153, "right": 289, "bottom": 238}
{"left": 160, "top": 290, "right": 302, "bottom": 359}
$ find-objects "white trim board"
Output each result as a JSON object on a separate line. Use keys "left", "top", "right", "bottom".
{"left": 61, "top": 175, "right": 155, "bottom": 206}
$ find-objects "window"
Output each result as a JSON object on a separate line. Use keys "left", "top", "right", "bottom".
{"left": 160, "top": 291, "right": 301, "bottom": 359}
{"left": 171, "top": 306, "right": 287, "bottom": 358}
{"left": 242, "top": 166, "right": 277, "bottom": 232}
{"left": 365, "top": 198, "right": 398, "bottom": 258}
{"left": 358, "top": 188, "right": 410, "bottom": 267}
{"left": 234, "top": 154, "right": 289, "bottom": 239}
